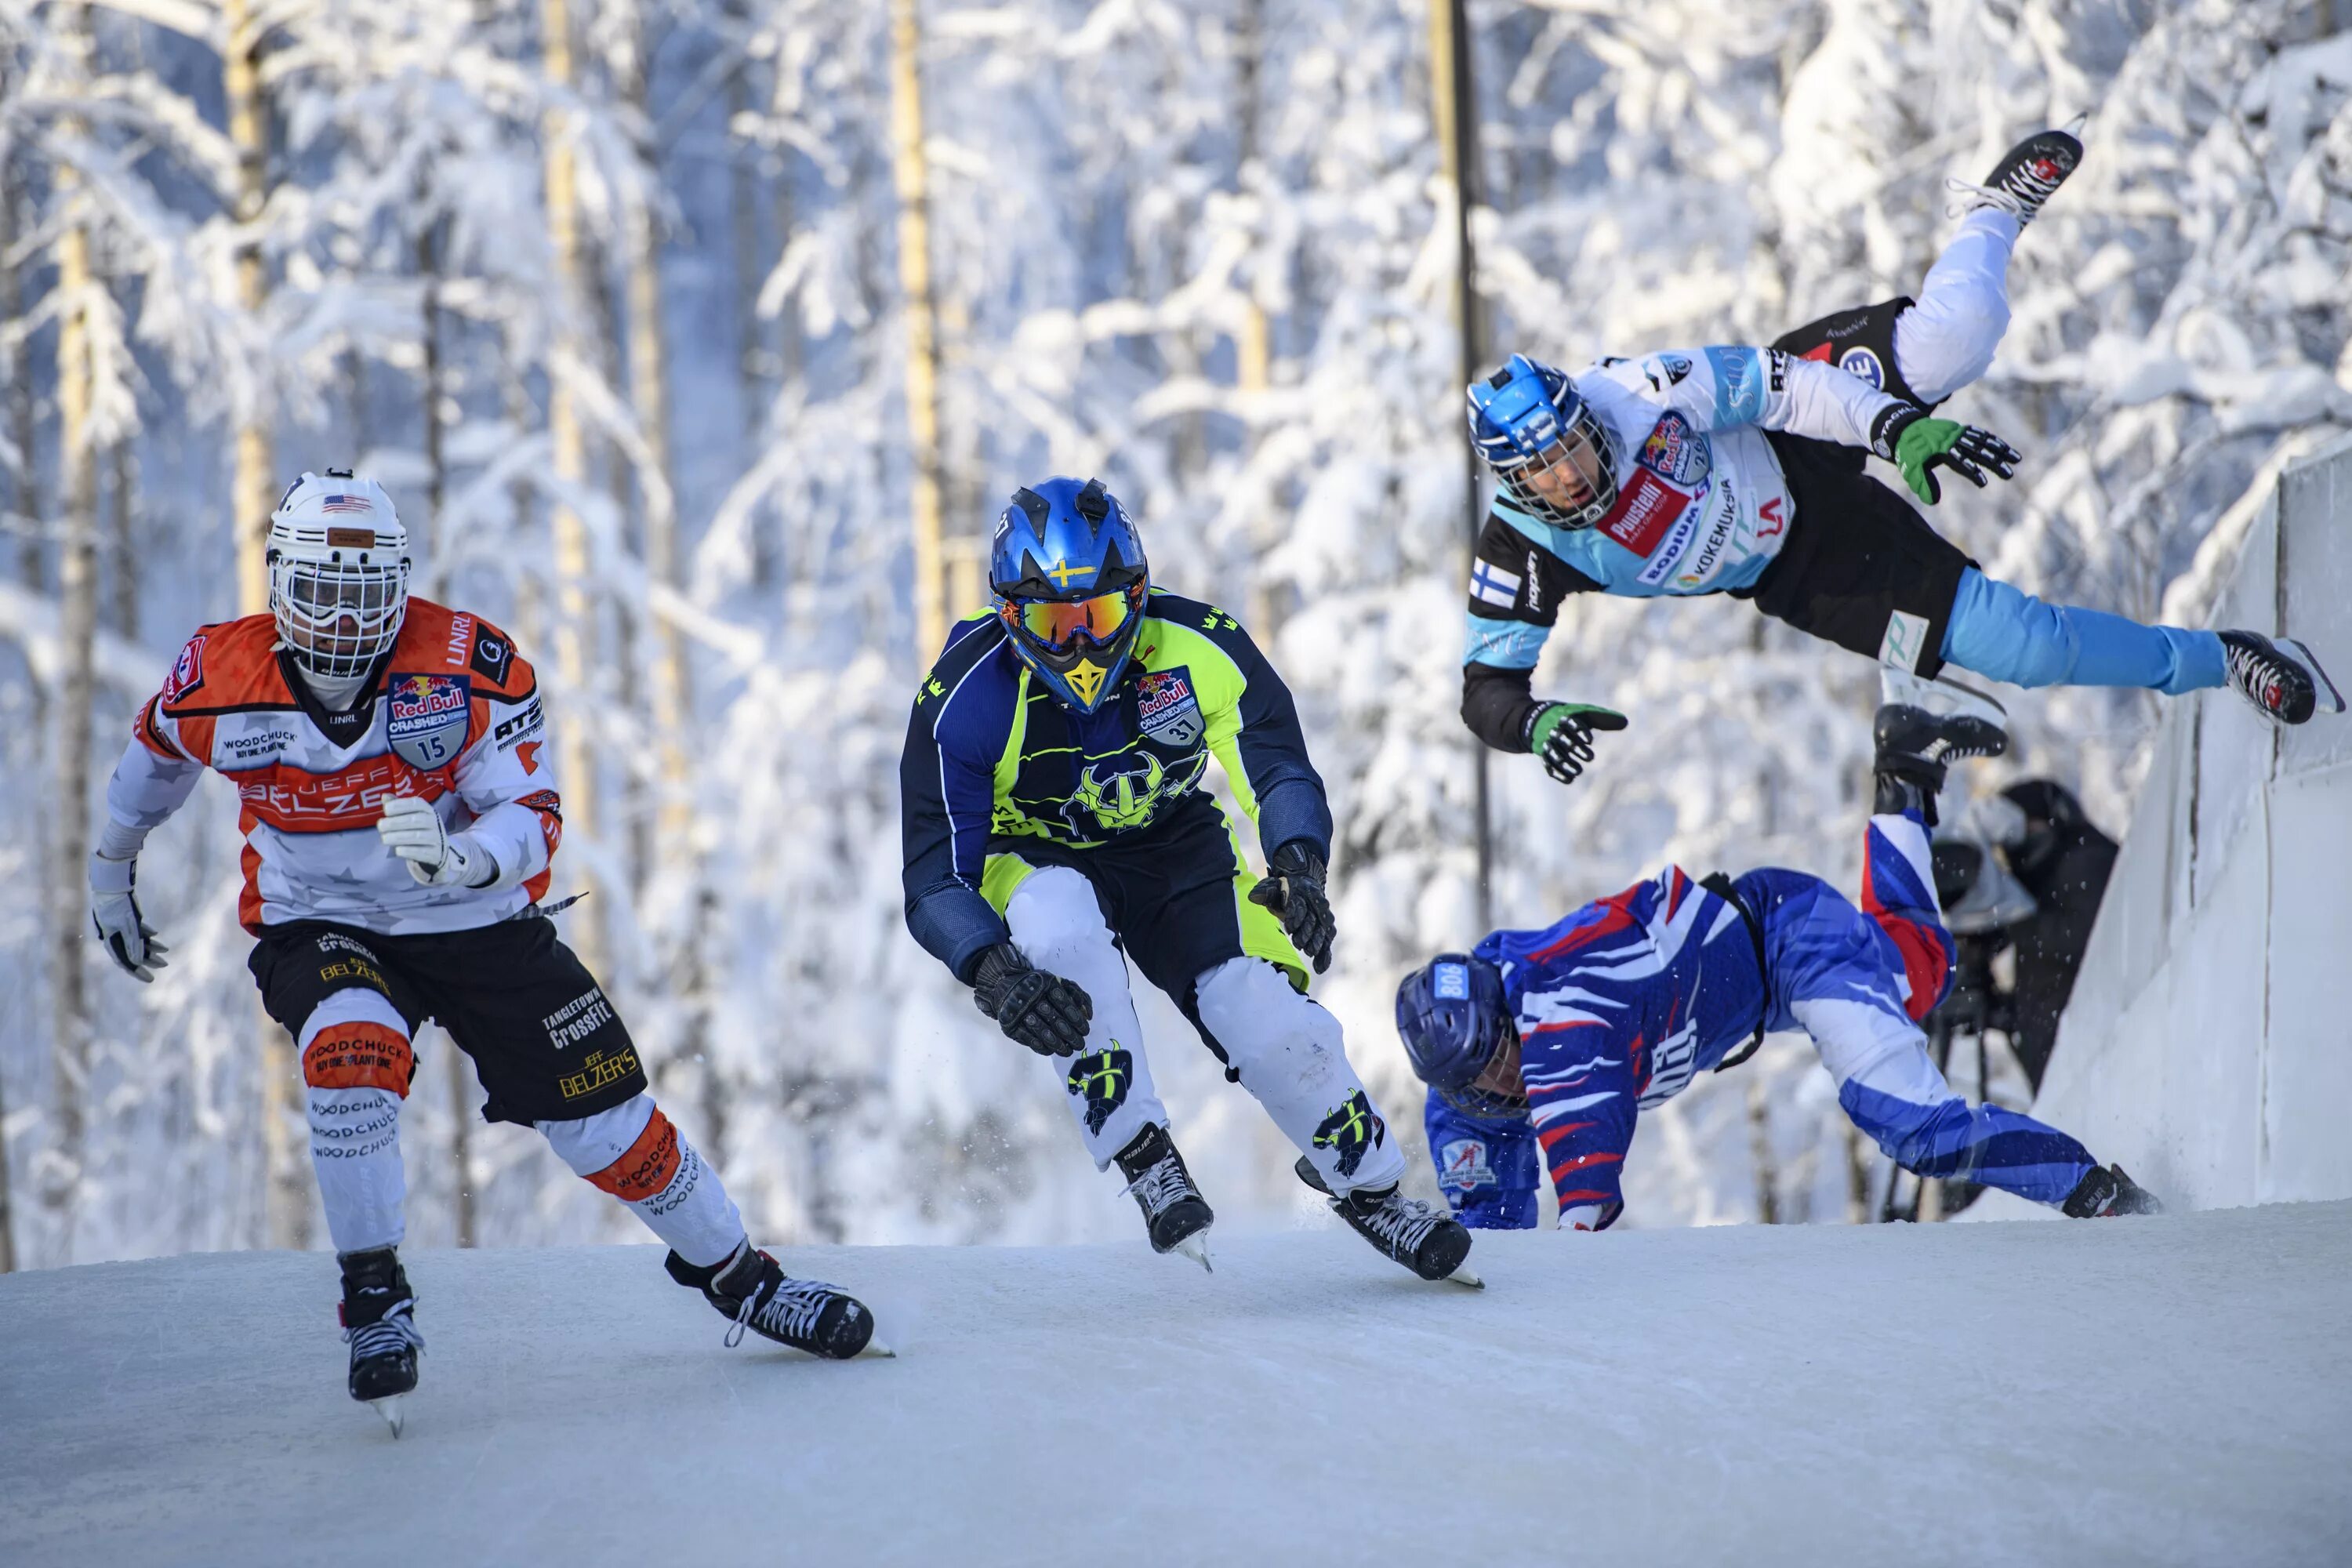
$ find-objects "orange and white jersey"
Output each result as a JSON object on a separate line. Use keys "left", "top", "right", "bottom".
{"left": 103, "top": 598, "right": 562, "bottom": 935}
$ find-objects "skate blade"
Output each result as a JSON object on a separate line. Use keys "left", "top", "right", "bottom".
{"left": 2281, "top": 639, "right": 2346, "bottom": 715}
{"left": 858, "top": 1338, "right": 898, "bottom": 1359}
{"left": 1441, "top": 1264, "right": 1485, "bottom": 1290}
{"left": 1172, "top": 1231, "right": 1214, "bottom": 1273}
{"left": 369, "top": 1396, "right": 405, "bottom": 1438}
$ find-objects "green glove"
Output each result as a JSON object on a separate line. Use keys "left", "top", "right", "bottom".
{"left": 1527, "top": 702, "right": 1628, "bottom": 786}
{"left": 1886, "top": 413, "right": 2023, "bottom": 506}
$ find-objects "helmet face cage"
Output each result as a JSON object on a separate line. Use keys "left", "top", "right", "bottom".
{"left": 1468, "top": 357, "right": 1621, "bottom": 532}
{"left": 1436, "top": 1075, "right": 1530, "bottom": 1121}
{"left": 270, "top": 554, "right": 410, "bottom": 679}
{"left": 265, "top": 471, "right": 411, "bottom": 681}
{"left": 1396, "top": 954, "right": 1526, "bottom": 1118}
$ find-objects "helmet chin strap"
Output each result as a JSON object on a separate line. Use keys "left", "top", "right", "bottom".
{"left": 283, "top": 650, "right": 374, "bottom": 713}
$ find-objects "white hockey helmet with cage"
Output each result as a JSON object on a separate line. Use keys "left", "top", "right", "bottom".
{"left": 266, "top": 470, "right": 411, "bottom": 680}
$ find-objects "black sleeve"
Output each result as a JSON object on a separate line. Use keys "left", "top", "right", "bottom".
{"left": 1460, "top": 510, "right": 1598, "bottom": 753}
{"left": 1462, "top": 662, "right": 1540, "bottom": 754}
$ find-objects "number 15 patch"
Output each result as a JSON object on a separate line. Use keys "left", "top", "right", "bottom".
{"left": 387, "top": 673, "right": 471, "bottom": 770}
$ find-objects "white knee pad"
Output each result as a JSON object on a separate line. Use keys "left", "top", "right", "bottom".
{"left": 1004, "top": 866, "right": 1164, "bottom": 1169}
{"left": 1192, "top": 956, "right": 1345, "bottom": 1087}
{"left": 1193, "top": 956, "right": 1405, "bottom": 1193}
{"left": 297, "top": 989, "right": 415, "bottom": 1255}
{"left": 1004, "top": 866, "right": 1122, "bottom": 979}
{"left": 540, "top": 1092, "right": 744, "bottom": 1268}
{"left": 1793, "top": 995, "right": 1953, "bottom": 1106}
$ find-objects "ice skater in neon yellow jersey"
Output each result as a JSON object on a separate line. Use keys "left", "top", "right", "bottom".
{"left": 899, "top": 476, "right": 1475, "bottom": 1285}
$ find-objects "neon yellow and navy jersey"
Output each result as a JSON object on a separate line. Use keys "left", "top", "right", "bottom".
{"left": 900, "top": 590, "right": 1332, "bottom": 980}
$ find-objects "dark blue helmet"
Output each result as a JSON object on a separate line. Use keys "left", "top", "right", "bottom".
{"left": 1395, "top": 953, "right": 1525, "bottom": 1117}
{"left": 990, "top": 476, "right": 1150, "bottom": 714}
{"left": 1465, "top": 353, "right": 1619, "bottom": 531}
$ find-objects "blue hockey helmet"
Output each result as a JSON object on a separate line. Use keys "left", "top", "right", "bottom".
{"left": 990, "top": 476, "right": 1150, "bottom": 714}
{"left": 1465, "top": 353, "right": 1620, "bottom": 531}
{"left": 1396, "top": 953, "right": 1526, "bottom": 1117}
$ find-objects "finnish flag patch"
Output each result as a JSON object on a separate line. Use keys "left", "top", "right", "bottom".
{"left": 1469, "top": 561, "right": 1523, "bottom": 608}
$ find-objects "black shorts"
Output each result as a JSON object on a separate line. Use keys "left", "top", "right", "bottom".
{"left": 986, "top": 794, "right": 1303, "bottom": 1073}
{"left": 1772, "top": 295, "right": 1935, "bottom": 412}
{"left": 1740, "top": 430, "right": 1974, "bottom": 681}
{"left": 248, "top": 915, "right": 646, "bottom": 1126}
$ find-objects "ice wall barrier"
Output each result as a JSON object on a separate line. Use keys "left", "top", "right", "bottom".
{"left": 2030, "top": 434, "right": 2352, "bottom": 1208}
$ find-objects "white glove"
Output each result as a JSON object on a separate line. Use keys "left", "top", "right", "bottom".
{"left": 376, "top": 794, "right": 495, "bottom": 888}
{"left": 89, "top": 851, "right": 169, "bottom": 982}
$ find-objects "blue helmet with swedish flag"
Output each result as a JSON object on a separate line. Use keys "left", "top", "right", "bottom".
{"left": 991, "top": 477, "right": 1149, "bottom": 714}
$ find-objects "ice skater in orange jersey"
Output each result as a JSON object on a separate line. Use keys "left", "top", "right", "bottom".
{"left": 89, "top": 469, "right": 879, "bottom": 1433}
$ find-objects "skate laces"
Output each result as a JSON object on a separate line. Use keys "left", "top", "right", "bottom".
{"left": 2225, "top": 640, "right": 2286, "bottom": 710}
{"left": 1349, "top": 1189, "right": 1444, "bottom": 1257}
{"left": 1944, "top": 158, "right": 2067, "bottom": 223}
{"left": 726, "top": 1271, "right": 834, "bottom": 1349}
{"left": 343, "top": 1298, "right": 423, "bottom": 1361}
{"left": 1120, "top": 1150, "right": 1197, "bottom": 1218}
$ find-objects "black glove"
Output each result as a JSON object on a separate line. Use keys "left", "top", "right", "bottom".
{"left": 1872, "top": 404, "right": 2023, "bottom": 506}
{"left": 1527, "top": 702, "right": 1628, "bottom": 787}
{"left": 1247, "top": 840, "right": 1335, "bottom": 974}
{"left": 969, "top": 943, "right": 1093, "bottom": 1057}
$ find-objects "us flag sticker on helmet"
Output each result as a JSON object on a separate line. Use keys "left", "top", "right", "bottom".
{"left": 320, "top": 493, "right": 374, "bottom": 514}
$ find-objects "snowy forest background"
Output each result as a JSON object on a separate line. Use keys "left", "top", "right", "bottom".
{"left": 2, "top": 0, "right": 2347, "bottom": 1269}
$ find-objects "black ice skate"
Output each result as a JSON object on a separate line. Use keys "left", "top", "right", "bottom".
{"left": 1114, "top": 1122, "right": 1215, "bottom": 1272}
{"left": 670, "top": 1241, "right": 883, "bottom": 1359}
{"left": 2063, "top": 1163, "right": 2165, "bottom": 1218}
{"left": 1951, "top": 126, "right": 2082, "bottom": 227}
{"left": 2218, "top": 630, "right": 2343, "bottom": 725}
{"left": 1873, "top": 702, "right": 2009, "bottom": 826}
{"left": 339, "top": 1247, "right": 423, "bottom": 1437}
{"left": 1294, "top": 1157, "right": 1479, "bottom": 1288}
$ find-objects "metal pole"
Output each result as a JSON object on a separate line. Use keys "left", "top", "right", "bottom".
{"left": 1428, "top": 0, "right": 1492, "bottom": 932}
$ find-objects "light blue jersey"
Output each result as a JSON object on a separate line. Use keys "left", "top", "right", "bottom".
{"left": 1464, "top": 345, "right": 1904, "bottom": 670}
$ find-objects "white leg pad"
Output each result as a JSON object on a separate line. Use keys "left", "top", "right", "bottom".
{"left": 541, "top": 1092, "right": 745, "bottom": 1268}
{"left": 1192, "top": 955, "right": 1406, "bottom": 1194}
{"left": 298, "top": 989, "right": 412, "bottom": 1256}
{"left": 1793, "top": 995, "right": 1955, "bottom": 1107}
{"left": 1894, "top": 208, "right": 2017, "bottom": 404}
{"left": 1004, "top": 866, "right": 1167, "bottom": 1169}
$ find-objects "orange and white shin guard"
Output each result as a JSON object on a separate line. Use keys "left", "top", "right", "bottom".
{"left": 298, "top": 990, "right": 416, "bottom": 1254}
{"left": 539, "top": 1094, "right": 745, "bottom": 1269}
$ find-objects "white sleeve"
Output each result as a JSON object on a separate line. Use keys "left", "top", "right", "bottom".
{"left": 1585, "top": 346, "right": 1911, "bottom": 449}
{"left": 99, "top": 728, "right": 203, "bottom": 860}
{"left": 450, "top": 684, "right": 558, "bottom": 891}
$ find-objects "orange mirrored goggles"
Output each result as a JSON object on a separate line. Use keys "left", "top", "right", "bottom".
{"left": 1009, "top": 584, "right": 1141, "bottom": 653}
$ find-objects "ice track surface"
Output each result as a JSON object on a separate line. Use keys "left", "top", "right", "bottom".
{"left": 4, "top": 1203, "right": 2349, "bottom": 1567}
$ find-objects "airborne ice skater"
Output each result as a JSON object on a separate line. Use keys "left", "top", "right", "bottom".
{"left": 1398, "top": 702, "right": 2161, "bottom": 1232}
{"left": 900, "top": 477, "right": 1475, "bottom": 1283}
{"left": 89, "top": 471, "right": 877, "bottom": 1431}
{"left": 1459, "top": 128, "right": 2341, "bottom": 789}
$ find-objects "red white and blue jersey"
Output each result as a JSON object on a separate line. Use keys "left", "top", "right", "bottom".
{"left": 1426, "top": 810, "right": 2096, "bottom": 1229}
{"left": 1466, "top": 865, "right": 1766, "bottom": 1230}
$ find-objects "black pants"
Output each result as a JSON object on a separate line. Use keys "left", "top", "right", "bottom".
{"left": 1736, "top": 296, "right": 1975, "bottom": 677}
{"left": 249, "top": 915, "right": 646, "bottom": 1126}
{"left": 1738, "top": 429, "right": 1976, "bottom": 681}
